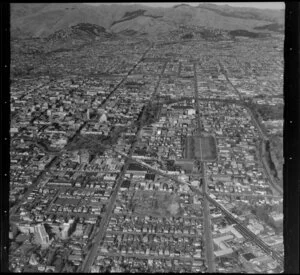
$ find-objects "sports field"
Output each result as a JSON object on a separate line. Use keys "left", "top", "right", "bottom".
{"left": 184, "top": 135, "right": 217, "bottom": 161}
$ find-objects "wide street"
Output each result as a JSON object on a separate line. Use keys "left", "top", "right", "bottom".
{"left": 193, "top": 62, "right": 216, "bottom": 272}
{"left": 80, "top": 44, "right": 169, "bottom": 272}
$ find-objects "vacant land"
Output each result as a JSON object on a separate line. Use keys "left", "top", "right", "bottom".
{"left": 130, "top": 191, "right": 183, "bottom": 218}
{"left": 184, "top": 135, "right": 217, "bottom": 161}
{"left": 55, "top": 198, "right": 80, "bottom": 206}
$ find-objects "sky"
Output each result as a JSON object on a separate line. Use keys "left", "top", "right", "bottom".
{"left": 86, "top": 2, "right": 284, "bottom": 10}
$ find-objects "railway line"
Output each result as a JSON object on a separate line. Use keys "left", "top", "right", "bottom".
{"left": 205, "top": 193, "right": 284, "bottom": 265}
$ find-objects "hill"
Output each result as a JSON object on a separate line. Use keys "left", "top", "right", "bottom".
{"left": 229, "top": 29, "right": 271, "bottom": 38}
{"left": 47, "top": 23, "right": 113, "bottom": 41}
{"left": 196, "top": 3, "right": 284, "bottom": 24}
{"left": 254, "top": 23, "right": 284, "bottom": 33}
{"left": 11, "top": 3, "right": 284, "bottom": 39}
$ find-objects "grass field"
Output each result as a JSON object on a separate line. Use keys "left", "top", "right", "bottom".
{"left": 55, "top": 198, "right": 80, "bottom": 206}
{"left": 184, "top": 136, "right": 217, "bottom": 161}
{"left": 131, "top": 191, "right": 183, "bottom": 218}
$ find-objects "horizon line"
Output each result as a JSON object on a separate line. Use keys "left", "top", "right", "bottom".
{"left": 85, "top": 2, "right": 285, "bottom": 10}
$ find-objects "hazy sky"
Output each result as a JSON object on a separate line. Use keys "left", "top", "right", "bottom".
{"left": 86, "top": 2, "right": 284, "bottom": 10}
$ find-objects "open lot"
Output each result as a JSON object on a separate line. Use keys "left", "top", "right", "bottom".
{"left": 55, "top": 198, "right": 81, "bottom": 206}
{"left": 131, "top": 191, "right": 183, "bottom": 218}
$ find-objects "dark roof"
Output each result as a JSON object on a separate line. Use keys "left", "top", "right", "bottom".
{"left": 121, "top": 180, "right": 131, "bottom": 188}
{"left": 145, "top": 174, "right": 155, "bottom": 181}
{"left": 128, "top": 163, "right": 147, "bottom": 171}
{"left": 243, "top": 252, "right": 256, "bottom": 261}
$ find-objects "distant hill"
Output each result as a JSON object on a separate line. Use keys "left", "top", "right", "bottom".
{"left": 47, "top": 23, "right": 113, "bottom": 41}
{"left": 229, "top": 29, "right": 271, "bottom": 38}
{"left": 196, "top": 3, "right": 284, "bottom": 24}
{"left": 111, "top": 9, "right": 163, "bottom": 26}
{"left": 11, "top": 3, "right": 285, "bottom": 39}
{"left": 254, "top": 23, "right": 284, "bottom": 33}
{"left": 173, "top": 4, "right": 192, "bottom": 9}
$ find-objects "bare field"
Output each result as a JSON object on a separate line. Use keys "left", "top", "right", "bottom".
{"left": 130, "top": 191, "right": 183, "bottom": 218}
{"left": 55, "top": 198, "right": 80, "bottom": 206}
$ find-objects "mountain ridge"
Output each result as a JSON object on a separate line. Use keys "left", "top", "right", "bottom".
{"left": 11, "top": 3, "right": 284, "bottom": 39}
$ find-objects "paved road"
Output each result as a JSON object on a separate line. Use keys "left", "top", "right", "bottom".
{"left": 44, "top": 211, "right": 103, "bottom": 219}
{"left": 208, "top": 191, "right": 282, "bottom": 199}
{"left": 200, "top": 62, "right": 283, "bottom": 267}
{"left": 98, "top": 44, "right": 153, "bottom": 109}
{"left": 200, "top": 164, "right": 215, "bottom": 272}
{"left": 10, "top": 43, "right": 154, "bottom": 219}
{"left": 97, "top": 251, "right": 206, "bottom": 261}
{"left": 98, "top": 60, "right": 283, "bottom": 272}
{"left": 105, "top": 230, "right": 202, "bottom": 238}
{"left": 205, "top": 193, "right": 284, "bottom": 266}
{"left": 49, "top": 169, "right": 120, "bottom": 173}
{"left": 10, "top": 154, "right": 61, "bottom": 216}
{"left": 10, "top": 118, "right": 92, "bottom": 217}
{"left": 114, "top": 151, "right": 201, "bottom": 193}
{"left": 110, "top": 212, "right": 205, "bottom": 225}
{"left": 193, "top": 62, "right": 216, "bottom": 272}
{"left": 218, "top": 71, "right": 283, "bottom": 196}
{"left": 80, "top": 44, "right": 168, "bottom": 272}
{"left": 113, "top": 149, "right": 285, "bottom": 267}
{"left": 195, "top": 95, "right": 283, "bottom": 196}
{"left": 80, "top": 111, "right": 149, "bottom": 272}
{"left": 80, "top": 156, "right": 133, "bottom": 272}
{"left": 217, "top": 61, "right": 243, "bottom": 102}
{"left": 218, "top": 60, "right": 267, "bottom": 141}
